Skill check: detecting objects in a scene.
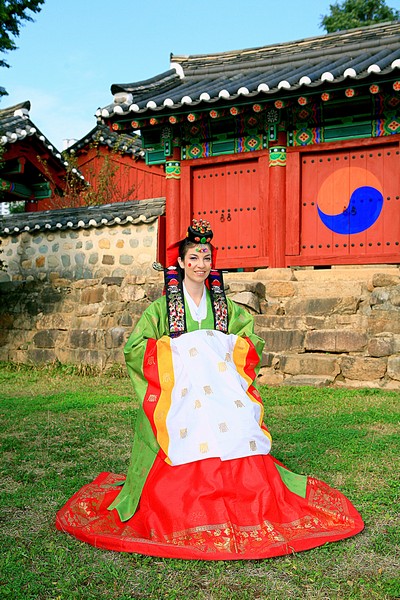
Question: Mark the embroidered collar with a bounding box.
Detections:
[164,267,228,337]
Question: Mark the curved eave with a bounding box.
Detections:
[104,65,400,121]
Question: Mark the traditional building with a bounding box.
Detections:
[0,101,77,212]
[98,22,400,269]
[66,123,166,208]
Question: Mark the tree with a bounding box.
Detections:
[0,0,44,72]
[321,0,400,32]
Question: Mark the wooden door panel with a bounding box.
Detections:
[191,159,262,268]
[299,143,400,264]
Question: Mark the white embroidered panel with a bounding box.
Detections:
[160,329,271,466]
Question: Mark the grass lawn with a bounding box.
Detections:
[0,362,399,600]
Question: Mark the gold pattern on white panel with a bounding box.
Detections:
[181,387,188,397]
[249,440,257,452]
[218,362,227,372]
[219,422,228,433]
[203,385,213,395]
[234,399,245,408]
[199,442,209,454]
[189,347,198,357]
[194,399,202,409]
[180,428,188,439]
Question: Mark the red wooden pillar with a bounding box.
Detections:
[268,133,287,267]
[165,146,181,250]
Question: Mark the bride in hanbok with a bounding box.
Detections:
[56,220,363,559]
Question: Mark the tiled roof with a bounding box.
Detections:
[0,101,75,172]
[0,197,165,236]
[98,22,400,119]
[67,123,145,157]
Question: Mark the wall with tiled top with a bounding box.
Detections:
[0,221,158,283]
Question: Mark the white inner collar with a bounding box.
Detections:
[183,282,207,324]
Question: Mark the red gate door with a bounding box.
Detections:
[299,142,400,265]
[191,158,265,269]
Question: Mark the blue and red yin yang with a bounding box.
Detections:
[316,167,384,235]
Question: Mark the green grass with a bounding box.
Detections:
[0,362,399,600]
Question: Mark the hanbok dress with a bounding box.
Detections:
[56,279,364,560]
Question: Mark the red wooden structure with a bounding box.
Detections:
[37,125,166,211]
[100,23,400,269]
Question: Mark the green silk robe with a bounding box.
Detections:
[108,292,264,521]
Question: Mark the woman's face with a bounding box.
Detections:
[178,244,212,284]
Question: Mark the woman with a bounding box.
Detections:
[56,220,364,560]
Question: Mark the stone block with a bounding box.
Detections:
[119,312,133,328]
[305,330,367,353]
[381,379,400,390]
[260,352,278,368]
[0,329,9,347]
[51,278,73,289]
[100,301,126,316]
[368,312,400,335]
[228,281,266,297]
[285,297,338,316]
[27,348,56,363]
[68,329,103,350]
[304,316,329,329]
[56,347,108,370]
[252,268,294,281]
[120,285,146,302]
[145,283,164,303]
[283,375,335,387]
[265,281,296,298]
[372,273,400,288]
[0,347,9,361]
[280,353,340,377]
[230,291,260,313]
[387,356,400,381]
[257,368,284,386]
[81,287,104,304]
[0,272,11,283]
[76,304,100,318]
[258,329,305,352]
[370,288,390,306]
[254,315,304,330]
[335,379,382,389]
[74,278,101,289]
[105,327,127,349]
[107,348,125,366]
[340,356,387,380]
[36,256,45,268]
[33,329,60,348]
[389,287,400,307]
[293,280,363,298]
[101,277,124,287]
[102,255,115,265]
[368,335,395,357]
[0,314,14,329]
[119,255,133,265]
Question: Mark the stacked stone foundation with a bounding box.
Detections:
[0,265,399,389]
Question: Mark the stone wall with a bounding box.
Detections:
[0,221,158,283]
[224,267,400,390]
[0,264,399,389]
[0,198,165,283]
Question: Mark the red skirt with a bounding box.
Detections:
[55,453,364,560]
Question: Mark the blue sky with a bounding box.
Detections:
[1,0,400,150]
